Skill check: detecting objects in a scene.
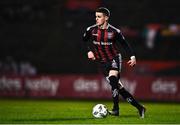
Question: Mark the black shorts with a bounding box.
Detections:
[100,54,122,77]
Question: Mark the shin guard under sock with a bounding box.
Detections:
[109,76,119,110]
[119,87,142,110]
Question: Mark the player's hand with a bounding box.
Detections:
[127,56,136,67]
[87,51,96,60]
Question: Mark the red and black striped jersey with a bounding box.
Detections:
[83,24,135,62]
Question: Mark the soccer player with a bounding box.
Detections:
[82,7,146,118]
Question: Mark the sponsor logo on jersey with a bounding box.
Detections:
[93,41,112,45]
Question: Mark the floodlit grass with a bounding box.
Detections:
[0,99,180,124]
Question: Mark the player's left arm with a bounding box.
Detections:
[116,31,136,67]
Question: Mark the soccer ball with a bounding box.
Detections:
[92,104,108,118]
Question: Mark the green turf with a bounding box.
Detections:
[0,99,180,124]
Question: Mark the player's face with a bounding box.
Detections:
[95,12,108,26]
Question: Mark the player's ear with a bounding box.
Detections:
[105,16,109,21]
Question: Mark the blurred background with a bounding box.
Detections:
[0,0,180,101]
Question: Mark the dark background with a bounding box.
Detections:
[0,0,180,74]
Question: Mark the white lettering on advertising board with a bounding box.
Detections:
[0,76,22,91]
[152,79,177,94]
[25,77,59,95]
[73,78,99,92]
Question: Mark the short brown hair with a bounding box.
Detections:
[96,7,110,17]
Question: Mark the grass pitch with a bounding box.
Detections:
[0,99,180,124]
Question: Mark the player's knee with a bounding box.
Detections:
[118,87,132,100]
[108,75,118,88]
[109,75,118,82]
[119,87,126,93]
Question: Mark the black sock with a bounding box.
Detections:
[109,76,119,110]
[119,87,142,110]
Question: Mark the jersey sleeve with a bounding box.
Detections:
[116,30,136,58]
[82,27,92,53]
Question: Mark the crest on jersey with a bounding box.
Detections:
[108,32,114,39]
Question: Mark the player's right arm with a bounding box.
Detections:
[82,27,96,60]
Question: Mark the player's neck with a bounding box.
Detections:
[99,22,108,29]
